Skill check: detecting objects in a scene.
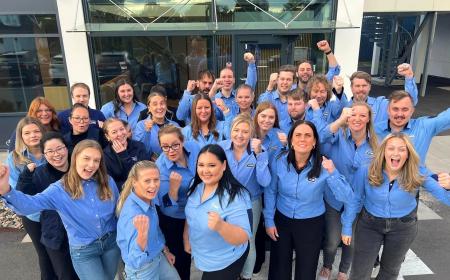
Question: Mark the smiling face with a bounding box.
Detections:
[231,122,251,149]
[43,138,68,170]
[388,97,414,131]
[148,95,167,121]
[117,83,134,105]
[291,123,316,156]
[384,137,408,174]
[197,151,226,187]
[133,168,160,203]
[348,105,370,134]
[309,82,328,106]
[195,99,212,123]
[69,107,90,135]
[287,97,306,120]
[75,147,101,180]
[22,124,42,148]
[72,87,90,107]
[35,104,53,126]
[219,68,235,91]
[351,78,371,102]
[297,62,313,83]
[159,133,184,162]
[277,71,295,94]
[105,120,128,146]
[236,88,253,111]
[257,108,276,132]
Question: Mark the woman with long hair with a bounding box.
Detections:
[264,120,352,280]
[116,161,180,280]
[317,102,378,280]
[101,79,146,133]
[155,125,200,280]
[16,132,78,280]
[1,140,121,280]
[182,94,226,147]
[218,113,270,280]
[133,87,179,161]
[342,133,450,280]
[184,144,252,279]
[103,118,149,191]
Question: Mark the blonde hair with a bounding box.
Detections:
[62,140,112,200]
[230,113,255,139]
[369,133,423,192]
[116,161,159,215]
[102,117,124,138]
[342,102,378,152]
[13,117,45,166]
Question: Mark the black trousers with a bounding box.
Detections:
[254,212,267,273]
[202,245,250,280]
[22,217,78,280]
[268,211,325,280]
[158,213,191,280]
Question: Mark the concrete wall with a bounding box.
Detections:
[364,0,450,12]
[428,13,450,79]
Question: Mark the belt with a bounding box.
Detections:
[361,208,417,223]
[98,231,115,242]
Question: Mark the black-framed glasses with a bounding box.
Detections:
[44,146,67,156]
[161,143,181,152]
[71,116,90,123]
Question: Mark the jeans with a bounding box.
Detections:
[124,252,180,280]
[322,203,354,273]
[69,231,121,280]
[241,197,262,278]
[350,209,418,280]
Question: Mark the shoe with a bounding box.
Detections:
[317,267,331,280]
[337,272,348,280]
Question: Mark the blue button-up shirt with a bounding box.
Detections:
[3,177,119,247]
[182,121,228,148]
[375,108,450,164]
[176,90,225,123]
[218,140,271,201]
[261,128,285,161]
[117,192,165,270]
[341,166,450,236]
[305,97,347,127]
[257,90,289,121]
[101,101,147,133]
[185,182,251,272]
[156,141,200,219]
[263,154,352,228]
[58,107,106,134]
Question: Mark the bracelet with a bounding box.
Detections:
[325,49,332,55]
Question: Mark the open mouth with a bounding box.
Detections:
[390,158,401,168]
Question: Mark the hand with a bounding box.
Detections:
[133,215,149,251]
[342,235,352,246]
[243,52,255,63]
[322,156,335,174]
[97,120,104,128]
[207,211,224,232]
[212,78,224,92]
[251,138,262,154]
[265,226,279,241]
[308,99,320,111]
[277,132,288,146]
[183,235,191,254]
[267,73,278,91]
[111,140,126,153]
[226,62,232,69]
[0,164,11,195]
[317,40,332,53]
[186,80,196,92]
[438,172,450,189]
[397,63,413,79]
[163,248,176,265]
[338,107,353,125]
[333,76,344,93]
[169,171,182,201]
[144,119,154,132]
[214,98,228,112]
[26,163,36,172]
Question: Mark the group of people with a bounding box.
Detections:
[1,39,450,280]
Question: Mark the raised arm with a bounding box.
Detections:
[244,52,257,90]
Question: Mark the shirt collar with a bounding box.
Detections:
[217,90,236,99]
[223,140,252,155]
[129,191,153,212]
[386,120,411,132]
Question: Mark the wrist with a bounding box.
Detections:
[325,49,332,55]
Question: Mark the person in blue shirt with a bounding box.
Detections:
[317,103,379,280]
[101,79,146,134]
[263,120,353,280]
[184,144,252,280]
[216,84,256,122]
[16,131,78,280]
[0,140,121,280]
[155,125,200,280]
[103,118,149,191]
[182,94,227,147]
[133,88,179,161]
[375,90,450,164]
[341,133,450,280]
[116,160,180,280]
[57,82,106,134]
[218,114,270,280]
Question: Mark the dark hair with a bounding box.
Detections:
[191,93,219,140]
[40,131,68,154]
[188,144,248,207]
[113,79,139,115]
[296,59,313,71]
[286,120,322,179]
[350,71,371,85]
[70,82,91,96]
[70,103,89,115]
[287,88,307,102]
[149,85,167,97]
[278,64,296,78]
[198,69,215,81]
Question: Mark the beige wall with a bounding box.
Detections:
[364,0,450,12]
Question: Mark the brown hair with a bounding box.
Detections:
[62,140,112,200]
[158,125,184,143]
[287,88,307,102]
[102,117,124,138]
[388,90,414,104]
[13,117,45,166]
[305,75,332,102]
[350,71,371,85]
[296,59,313,71]
[342,102,378,152]
[253,102,280,139]
[278,65,296,78]
[190,93,219,140]
[70,82,91,96]
[27,97,60,131]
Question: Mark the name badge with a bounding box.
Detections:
[246,163,255,168]
[308,177,316,182]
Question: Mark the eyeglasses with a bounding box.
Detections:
[71,116,90,123]
[37,109,52,114]
[44,146,67,156]
[161,143,181,152]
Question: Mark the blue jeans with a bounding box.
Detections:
[241,197,262,278]
[124,252,180,280]
[69,231,121,280]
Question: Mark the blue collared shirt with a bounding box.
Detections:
[320,126,375,211]
[176,90,224,123]
[57,107,106,134]
[156,141,200,219]
[101,101,147,133]
[257,90,289,121]
[375,108,450,164]
[261,128,285,161]
[218,140,271,201]
[133,118,179,160]
[341,166,450,236]
[182,121,227,148]
[305,97,347,127]
[185,182,251,272]
[7,150,46,222]
[117,192,165,270]
[3,176,119,247]
[263,154,352,228]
